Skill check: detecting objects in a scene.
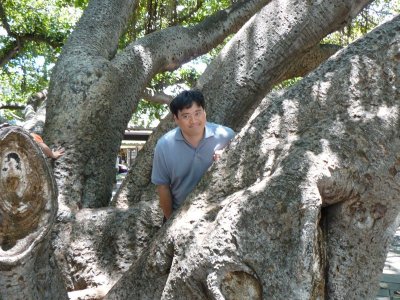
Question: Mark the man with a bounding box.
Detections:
[30,132,65,160]
[151,90,235,221]
[0,122,64,159]
[22,102,64,160]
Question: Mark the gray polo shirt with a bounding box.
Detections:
[151,122,234,210]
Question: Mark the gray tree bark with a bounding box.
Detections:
[7,0,393,297]
[0,126,67,299]
[105,15,400,299]
[115,0,371,208]
[44,0,271,211]
[49,0,375,294]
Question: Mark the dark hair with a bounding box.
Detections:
[169,90,205,118]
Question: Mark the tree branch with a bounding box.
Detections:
[281,43,342,81]
[113,0,272,74]
[62,0,139,59]
[116,0,374,208]
[0,2,64,67]
[0,41,20,68]
[19,32,64,48]
[108,14,400,299]
[174,0,204,26]
[0,103,25,110]
[0,1,12,35]
[141,88,173,104]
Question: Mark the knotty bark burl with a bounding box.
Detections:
[0,126,67,300]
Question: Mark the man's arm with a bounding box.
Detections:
[157,184,173,220]
[30,132,64,159]
[37,142,65,159]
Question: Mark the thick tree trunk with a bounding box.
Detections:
[115,0,371,208]
[44,0,271,211]
[104,0,371,289]
[105,15,399,299]
[51,0,373,292]
[0,126,67,299]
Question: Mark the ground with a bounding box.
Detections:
[377,228,400,299]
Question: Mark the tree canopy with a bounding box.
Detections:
[0,0,398,125]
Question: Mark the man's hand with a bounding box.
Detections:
[38,142,65,160]
[213,149,223,161]
[52,147,65,160]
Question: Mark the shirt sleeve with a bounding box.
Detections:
[30,133,44,143]
[213,125,235,150]
[151,141,171,186]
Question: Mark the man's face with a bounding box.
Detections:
[174,103,206,137]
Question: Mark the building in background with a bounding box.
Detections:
[118,127,153,167]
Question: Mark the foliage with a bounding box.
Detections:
[0,0,82,117]
[273,77,302,91]
[0,0,231,127]
[323,0,399,46]
[123,0,232,43]
[274,0,400,91]
[129,100,167,128]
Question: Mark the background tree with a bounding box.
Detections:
[0,0,79,113]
